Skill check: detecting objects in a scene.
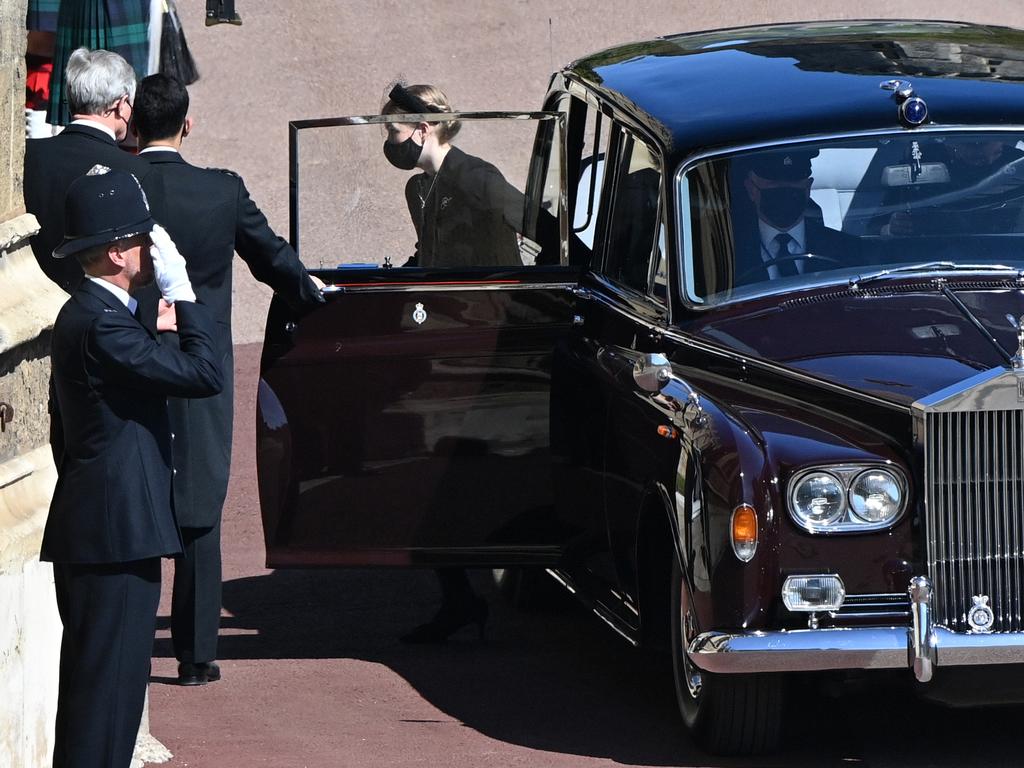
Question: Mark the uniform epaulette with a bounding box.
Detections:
[206,167,240,178]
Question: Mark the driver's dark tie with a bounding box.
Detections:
[773,233,798,277]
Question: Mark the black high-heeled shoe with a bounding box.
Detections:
[399,597,489,644]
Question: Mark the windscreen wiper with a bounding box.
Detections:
[849,262,1021,290]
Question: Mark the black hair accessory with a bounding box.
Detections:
[388,84,442,114]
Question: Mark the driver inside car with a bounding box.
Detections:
[733,149,863,285]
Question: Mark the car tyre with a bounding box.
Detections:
[670,556,784,755]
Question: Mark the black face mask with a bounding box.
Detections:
[383,134,423,170]
[758,186,808,229]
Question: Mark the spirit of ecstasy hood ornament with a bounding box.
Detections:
[1007,314,1024,371]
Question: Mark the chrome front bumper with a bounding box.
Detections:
[688,577,1024,682]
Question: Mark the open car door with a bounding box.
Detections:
[257,109,580,567]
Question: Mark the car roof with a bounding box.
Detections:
[565,20,1024,162]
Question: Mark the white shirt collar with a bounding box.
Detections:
[139,146,179,155]
[86,276,138,316]
[758,218,806,256]
[70,118,117,141]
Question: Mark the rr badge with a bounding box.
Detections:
[412,303,427,325]
[967,594,995,633]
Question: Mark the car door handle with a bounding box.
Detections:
[572,286,593,300]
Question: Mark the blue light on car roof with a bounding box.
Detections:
[901,97,929,127]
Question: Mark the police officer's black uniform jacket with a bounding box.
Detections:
[42,280,223,563]
[23,122,152,293]
[44,277,221,767]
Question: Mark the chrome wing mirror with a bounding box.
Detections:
[633,353,672,393]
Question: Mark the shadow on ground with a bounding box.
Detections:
[153,566,1024,768]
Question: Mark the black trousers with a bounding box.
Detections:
[52,558,161,768]
[171,522,222,664]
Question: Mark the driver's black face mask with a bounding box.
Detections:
[758,186,808,229]
[383,133,423,170]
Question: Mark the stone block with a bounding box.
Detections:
[0,0,27,218]
[0,556,60,768]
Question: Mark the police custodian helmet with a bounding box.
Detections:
[53,165,156,258]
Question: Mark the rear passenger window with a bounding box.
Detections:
[571,99,611,254]
[602,128,662,292]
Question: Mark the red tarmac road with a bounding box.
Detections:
[147,345,1024,768]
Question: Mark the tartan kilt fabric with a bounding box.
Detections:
[48,0,151,126]
[27,0,61,33]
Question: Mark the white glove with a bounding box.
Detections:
[25,108,50,139]
[149,224,196,303]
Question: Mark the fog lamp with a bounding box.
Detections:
[782,574,845,612]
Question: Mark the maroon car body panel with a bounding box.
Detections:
[258,268,578,567]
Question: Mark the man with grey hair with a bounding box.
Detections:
[24,47,152,294]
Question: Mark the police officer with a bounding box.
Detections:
[44,167,223,768]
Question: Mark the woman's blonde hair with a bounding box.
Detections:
[383,83,461,143]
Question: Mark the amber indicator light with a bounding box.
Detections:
[732,504,758,545]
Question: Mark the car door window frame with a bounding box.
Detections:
[592,121,667,307]
[288,110,564,268]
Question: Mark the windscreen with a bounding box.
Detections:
[680,132,1024,305]
[291,112,561,270]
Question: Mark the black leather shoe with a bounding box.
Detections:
[177,661,221,686]
[399,598,489,645]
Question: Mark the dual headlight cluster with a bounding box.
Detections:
[788,464,907,533]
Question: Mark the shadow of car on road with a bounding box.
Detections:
[153,566,1024,768]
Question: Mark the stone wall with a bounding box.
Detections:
[0,1,70,766]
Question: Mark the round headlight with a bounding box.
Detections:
[849,469,902,523]
[792,472,845,527]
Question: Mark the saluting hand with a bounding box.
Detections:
[156,299,178,332]
[150,224,197,304]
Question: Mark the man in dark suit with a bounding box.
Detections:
[732,149,862,286]
[23,47,152,294]
[132,73,325,685]
[43,168,223,768]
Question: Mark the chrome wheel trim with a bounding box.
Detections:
[679,594,703,700]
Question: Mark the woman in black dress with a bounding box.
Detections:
[382,82,524,643]
[382,82,524,269]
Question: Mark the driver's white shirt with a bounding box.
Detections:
[758,218,807,278]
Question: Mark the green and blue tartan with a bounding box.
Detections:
[26,0,61,33]
[48,0,151,126]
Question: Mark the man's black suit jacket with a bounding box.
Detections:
[138,150,323,527]
[42,280,223,564]
[23,124,152,293]
[732,210,869,287]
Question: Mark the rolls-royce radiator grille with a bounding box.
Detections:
[925,410,1024,632]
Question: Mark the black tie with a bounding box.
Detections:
[772,233,798,277]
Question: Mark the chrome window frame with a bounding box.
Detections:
[599,123,668,300]
[288,110,565,259]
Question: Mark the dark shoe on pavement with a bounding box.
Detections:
[177,661,221,686]
[399,598,489,645]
